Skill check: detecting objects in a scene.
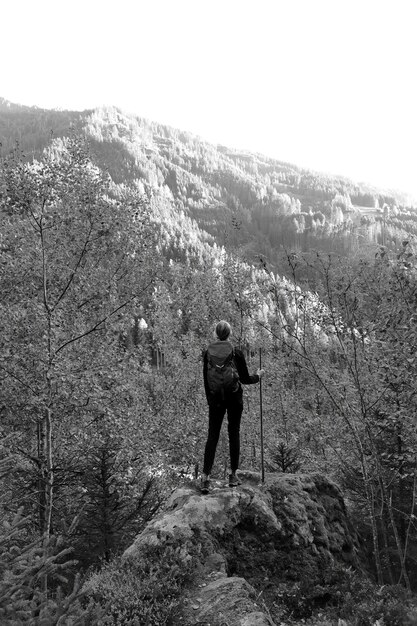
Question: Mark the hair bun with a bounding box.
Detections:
[216,320,231,340]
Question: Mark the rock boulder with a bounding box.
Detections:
[121,471,358,625]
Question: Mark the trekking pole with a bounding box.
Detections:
[259,347,265,483]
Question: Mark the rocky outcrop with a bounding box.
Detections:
[121,471,358,625]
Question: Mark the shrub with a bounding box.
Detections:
[268,564,417,625]
[0,508,101,624]
[85,543,198,625]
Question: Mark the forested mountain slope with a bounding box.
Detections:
[1,97,416,271]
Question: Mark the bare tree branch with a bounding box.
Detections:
[53,280,154,358]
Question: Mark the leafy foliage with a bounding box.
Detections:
[270,565,417,625]
[85,544,197,625]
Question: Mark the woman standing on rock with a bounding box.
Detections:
[200,320,264,494]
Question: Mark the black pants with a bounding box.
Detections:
[203,389,243,475]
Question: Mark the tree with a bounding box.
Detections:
[0,138,157,555]
[264,248,417,587]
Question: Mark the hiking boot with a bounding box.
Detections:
[229,472,241,487]
[200,474,211,494]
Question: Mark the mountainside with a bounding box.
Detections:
[1,98,416,272]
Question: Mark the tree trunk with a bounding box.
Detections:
[378,474,410,589]
[37,416,46,534]
[100,449,114,562]
[362,469,384,585]
[44,406,53,541]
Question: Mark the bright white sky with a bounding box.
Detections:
[2,0,416,199]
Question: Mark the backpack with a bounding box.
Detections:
[206,341,240,398]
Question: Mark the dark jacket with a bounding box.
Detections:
[203,340,259,404]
